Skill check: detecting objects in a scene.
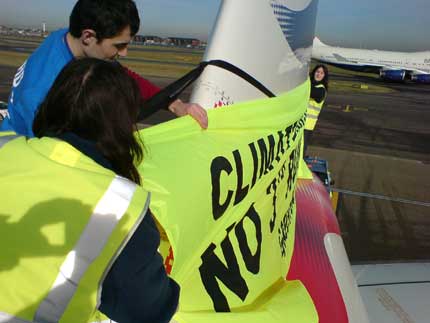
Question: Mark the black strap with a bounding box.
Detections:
[206,60,275,98]
[138,63,206,120]
[138,60,275,121]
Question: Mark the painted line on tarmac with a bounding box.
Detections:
[332,188,430,207]
[353,106,369,112]
[327,104,369,112]
[343,105,352,112]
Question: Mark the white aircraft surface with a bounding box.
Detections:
[352,263,430,323]
[312,37,430,83]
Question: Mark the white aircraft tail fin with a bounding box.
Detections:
[190,0,317,109]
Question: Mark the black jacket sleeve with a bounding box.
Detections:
[310,84,326,104]
[100,211,180,323]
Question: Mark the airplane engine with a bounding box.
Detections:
[379,69,406,81]
[411,73,430,83]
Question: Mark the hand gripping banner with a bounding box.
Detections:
[137,80,317,323]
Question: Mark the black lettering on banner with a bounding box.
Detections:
[284,125,293,150]
[278,197,295,257]
[249,142,259,189]
[277,161,286,186]
[211,156,234,220]
[267,177,278,233]
[199,206,264,311]
[234,204,262,274]
[285,116,305,153]
[289,124,299,148]
[286,156,293,196]
[266,161,287,233]
[233,149,249,205]
[199,223,249,312]
[292,126,299,143]
[286,144,300,197]
[289,116,306,150]
[204,115,306,307]
[275,130,285,162]
[257,135,275,178]
[293,143,300,179]
[298,114,306,129]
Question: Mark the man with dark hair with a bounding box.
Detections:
[69,0,141,40]
[1,0,208,136]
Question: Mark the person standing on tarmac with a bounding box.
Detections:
[304,64,329,154]
[0,58,179,323]
[0,0,208,136]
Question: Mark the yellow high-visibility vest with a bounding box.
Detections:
[305,84,326,131]
[0,135,150,323]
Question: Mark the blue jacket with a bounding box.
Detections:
[0,29,73,136]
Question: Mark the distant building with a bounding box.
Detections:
[0,25,13,35]
[134,35,163,45]
[132,35,204,49]
[166,37,201,47]
[0,25,45,38]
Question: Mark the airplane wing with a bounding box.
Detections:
[329,58,428,75]
[352,262,430,323]
[333,53,357,63]
[331,53,384,71]
[329,55,410,74]
[407,68,430,74]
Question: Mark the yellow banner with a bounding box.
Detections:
[137,80,317,323]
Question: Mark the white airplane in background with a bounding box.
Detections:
[312,37,430,83]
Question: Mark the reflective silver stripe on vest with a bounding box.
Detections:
[306,114,318,120]
[34,176,138,323]
[0,135,19,148]
[95,192,150,309]
[0,312,32,323]
[307,105,321,112]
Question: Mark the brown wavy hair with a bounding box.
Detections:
[33,58,143,184]
[310,64,329,90]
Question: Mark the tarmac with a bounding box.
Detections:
[312,75,430,263]
[1,65,429,263]
[0,65,15,103]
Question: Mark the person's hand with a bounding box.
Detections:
[168,99,208,129]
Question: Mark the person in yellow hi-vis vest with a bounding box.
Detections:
[0,58,179,323]
[304,64,329,155]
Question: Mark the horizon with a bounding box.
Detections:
[0,24,209,42]
[0,0,428,51]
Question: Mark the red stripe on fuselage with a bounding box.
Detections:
[287,176,348,323]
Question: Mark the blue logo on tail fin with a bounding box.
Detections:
[270,0,318,52]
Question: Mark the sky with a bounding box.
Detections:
[315,0,430,51]
[0,0,429,51]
